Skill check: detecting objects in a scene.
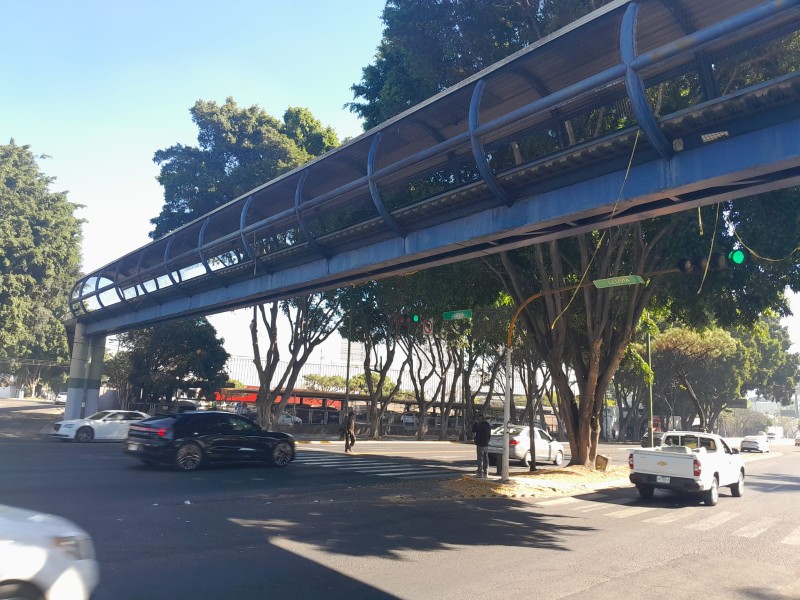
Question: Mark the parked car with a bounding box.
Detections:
[487,425,564,467]
[50,410,150,442]
[0,504,99,600]
[124,411,295,471]
[740,434,770,453]
[277,412,302,425]
[54,392,67,405]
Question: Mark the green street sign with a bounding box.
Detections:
[443,309,473,321]
[593,275,645,289]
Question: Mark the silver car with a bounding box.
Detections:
[487,425,564,467]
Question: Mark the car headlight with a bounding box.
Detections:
[53,535,95,560]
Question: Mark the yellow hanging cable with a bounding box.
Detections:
[696,204,721,295]
[732,226,800,263]
[551,130,641,330]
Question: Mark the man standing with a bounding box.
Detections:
[344,409,356,453]
[471,413,492,478]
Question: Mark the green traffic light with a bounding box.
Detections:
[412,314,420,323]
[728,249,746,265]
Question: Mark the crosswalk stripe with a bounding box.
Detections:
[643,508,694,524]
[733,517,778,538]
[397,472,460,480]
[684,511,738,531]
[780,526,800,546]
[535,497,583,507]
[604,506,659,519]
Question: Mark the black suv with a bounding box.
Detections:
[124,411,295,471]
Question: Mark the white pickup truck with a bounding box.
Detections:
[628,431,744,506]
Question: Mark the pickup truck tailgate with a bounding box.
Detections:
[631,447,697,479]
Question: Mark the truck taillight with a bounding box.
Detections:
[693,457,702,477]
[628,453,633,469]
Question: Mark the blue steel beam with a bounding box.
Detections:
[82,116,800,335]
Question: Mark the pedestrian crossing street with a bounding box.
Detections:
[294,450,473,480]
[533,494,800,545]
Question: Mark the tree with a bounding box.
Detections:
[117,318,229,403]
[0,141,82,392]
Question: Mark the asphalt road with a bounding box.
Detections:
[2,399,798,599]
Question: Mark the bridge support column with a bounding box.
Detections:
[65,323,106,420]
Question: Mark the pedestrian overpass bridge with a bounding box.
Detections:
[62,0,800,417]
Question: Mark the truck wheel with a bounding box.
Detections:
[637,484,654,500]
[730,470,744,497]
[703,476,719,506]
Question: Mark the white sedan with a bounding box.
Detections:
[277,412,302,425]
[487,425,565,467]
[51,410,149,442]
[740,434,770,453]
[0,504,99,600]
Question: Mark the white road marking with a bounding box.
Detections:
[604,506,659,519]
[684,511,738,531]
[643,507,694,524]
[780,526,800,546]
[733,517,778,538]
[534,497,583,507]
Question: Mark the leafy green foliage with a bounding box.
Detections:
[116,318,229,401]
[150,99,338,238]
[0,142,82,365]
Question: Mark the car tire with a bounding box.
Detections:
[174,442,203,471]
[703,476,719,506]
[0,581,45,600]
[268,441,293,467]
[553,450,564,466]
[637,484,655,500]
[730,470,744,497]
[521,451,531,468]
[75,426,94,442]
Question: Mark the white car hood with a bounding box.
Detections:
[0,505,87,541]
[54,419,89,427]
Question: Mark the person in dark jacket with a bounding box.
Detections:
[344,410,356,453]
[471,413,492,478]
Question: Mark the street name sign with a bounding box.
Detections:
[442,309,473,321]
[593,275,645,289]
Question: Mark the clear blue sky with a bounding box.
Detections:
[2,0,798,358]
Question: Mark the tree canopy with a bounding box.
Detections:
[0,141,82,384]
[115,318,229,402]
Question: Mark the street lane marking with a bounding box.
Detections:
[733,517,778,538]
[643,508,694,524]
[604,506,658,519]
[534,497,582,507]
[780,526,800,546]
[575,498,636,512]
[684,511,738,531]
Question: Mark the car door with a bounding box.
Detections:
[228,415,272,461]
[717,439,740,485]
[115,412,146,440]
[536,428,555,462]
[91,412,123,439]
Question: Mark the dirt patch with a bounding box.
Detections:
[442,464,632,499]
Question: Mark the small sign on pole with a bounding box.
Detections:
[422,319,434,335]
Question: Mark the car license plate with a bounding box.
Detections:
[656,475,670,484]
[127,442,141,451]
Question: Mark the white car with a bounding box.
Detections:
[0,504,99,600]
[487,425,565,467]
[51,410,150,442]
[54,393,67,405]
[277,412,302,426]
[740,435,770,453]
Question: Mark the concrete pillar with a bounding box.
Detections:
[65,323,106,420]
